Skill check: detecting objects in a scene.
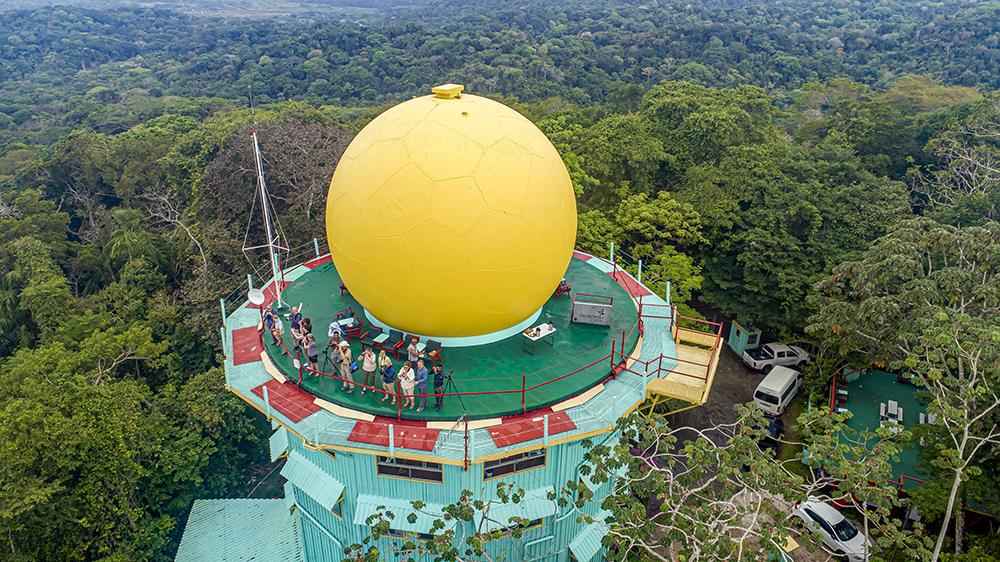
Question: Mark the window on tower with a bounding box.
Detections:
[376,456,444,483]
[332,491,344,519]
[483,449,546,480]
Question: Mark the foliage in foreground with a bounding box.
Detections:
[347,406,932,562]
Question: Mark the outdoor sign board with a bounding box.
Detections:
[572,302,612,326]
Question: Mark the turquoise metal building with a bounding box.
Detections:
[173,248,722,562]
[726,320,761,356]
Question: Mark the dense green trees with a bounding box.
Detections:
[808,218,1000,557]
[0,100,365,560]
[5,0,1000,143]
[4,1,1000,558]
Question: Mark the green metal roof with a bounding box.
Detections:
[174,499,303,562]
[280,451,345,513]
[478,486,557,528]
[271,427,290,462]
[353,494,459,534]
[568,509,613,562]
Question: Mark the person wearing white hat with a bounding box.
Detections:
[338,341,355,393]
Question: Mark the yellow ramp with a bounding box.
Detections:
[641,333,721,416]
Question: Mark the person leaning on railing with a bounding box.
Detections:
[338,341,355,393]
[360,346,377,395]
[305,334,319,374]
[379,351,396,405]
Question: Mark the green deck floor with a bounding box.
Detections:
[266,257,640,421]
[842,370,925,489]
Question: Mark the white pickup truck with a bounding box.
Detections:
[742,343,809,373]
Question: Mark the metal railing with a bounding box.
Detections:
[610,309,723,384]
[264,324,627,420]
[238,245,725,422]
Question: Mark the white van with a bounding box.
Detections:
[753,366,803,416]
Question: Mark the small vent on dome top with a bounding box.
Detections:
[432,84,464,99]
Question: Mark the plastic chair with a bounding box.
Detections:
[424,340,442,365]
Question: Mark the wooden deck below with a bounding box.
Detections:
[642,331,722,415]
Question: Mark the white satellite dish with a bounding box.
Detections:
[248,288,266,306]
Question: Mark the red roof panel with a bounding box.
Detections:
[348,421,440,452]
[488,410,577,448]
[250,379,321,423]
[232,326,264,366]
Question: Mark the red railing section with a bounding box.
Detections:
[250,248,726,420]
[261,308,724,420]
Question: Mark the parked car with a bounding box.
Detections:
[753,366,803,416]
[742,343,809,373]
[754,414,785,457]
[791,498,872,562]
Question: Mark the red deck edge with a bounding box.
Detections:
[348,421,440,452]
[303,255,332,269]
[232,326,264,365]
[607,271,653,297]
[250,379,322,423]
[488,409,577,448]
[572,251,592,262]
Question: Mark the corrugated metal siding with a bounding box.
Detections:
[174,499,303,562]
[299,508,345,562]
[282,451,345,512]
[294,484,353,543]
[272,427,291,461]
[479,486,557,527]
[283,410,621,562]
[567,509,613,562]
[353,494,459,533]
[285,481,298,512]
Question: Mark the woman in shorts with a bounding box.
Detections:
[305,334,319,373]
[379,352,396,405]
[360,346,377,395]
[398,361,415,409]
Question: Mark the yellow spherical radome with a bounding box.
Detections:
[325,85,577,338]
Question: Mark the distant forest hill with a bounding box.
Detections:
[3,0,1000,143]
[3,0,431,17]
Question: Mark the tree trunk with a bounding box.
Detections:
[955,494,965,555]
[932,466,964,561]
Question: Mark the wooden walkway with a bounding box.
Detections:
[641,327,722,415]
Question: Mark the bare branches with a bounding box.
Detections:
[91,346,147,386]
[910,102,1000,219]
[140,182,208,280]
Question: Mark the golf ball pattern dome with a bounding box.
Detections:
[325,86,577,338]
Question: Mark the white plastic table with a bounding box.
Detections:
[523,324,557,355]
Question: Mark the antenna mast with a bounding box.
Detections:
[247,88,285,308]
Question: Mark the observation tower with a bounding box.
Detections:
[174,85,723,562]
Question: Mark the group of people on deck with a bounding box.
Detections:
[264,306,445,412]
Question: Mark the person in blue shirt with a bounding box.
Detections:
[264,308,277,345]
[432,364,446,411]
[380,356,396,405]
[288,306,303,350]
[415,360,429,412]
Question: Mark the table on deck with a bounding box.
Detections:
[523,324,556,355]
